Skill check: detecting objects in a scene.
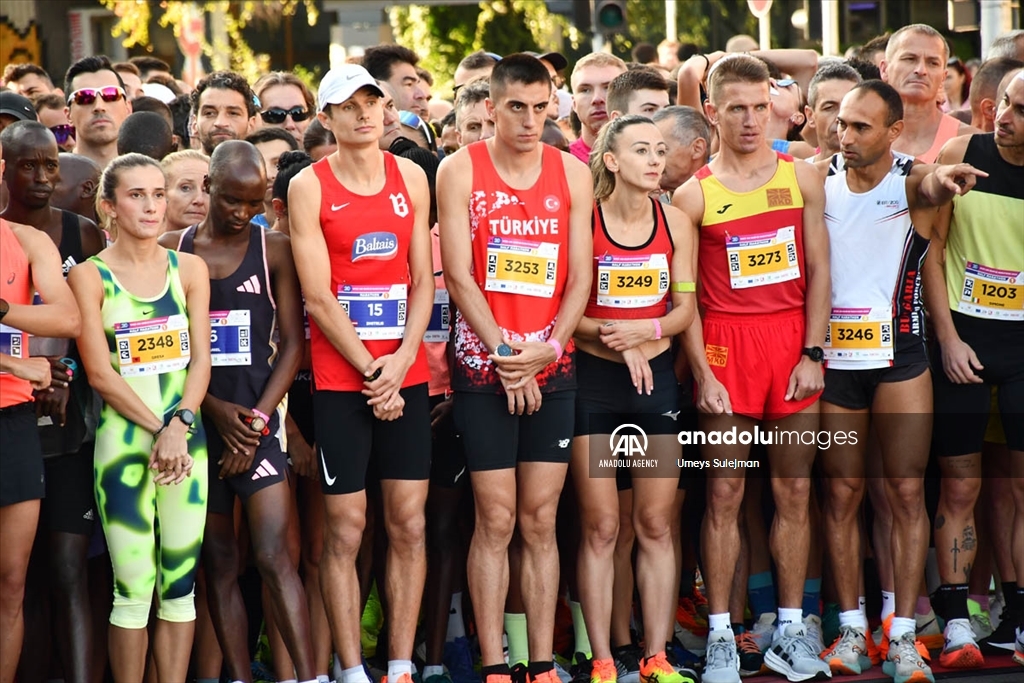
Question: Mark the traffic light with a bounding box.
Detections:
[595,0,626,35]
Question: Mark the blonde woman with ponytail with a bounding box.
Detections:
[570,115,698,683]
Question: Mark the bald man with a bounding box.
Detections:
[50,153,101,224]
[160,140,317,683]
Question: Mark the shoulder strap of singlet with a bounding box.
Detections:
[178,225,196,252]
[827,153,842,177]
[920,115,961,163]
[256,224,276,311]
[59,210,83,262]
[652,197,674,251]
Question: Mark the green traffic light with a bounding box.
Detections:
[597,3,625,30]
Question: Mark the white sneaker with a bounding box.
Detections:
[1013,627,1023,667]
[702,630,741,683]
[939,618,984,669]
[749,612,776,653]
[764,623,832,682]
[821,625,870,676]
[803,615,825,656]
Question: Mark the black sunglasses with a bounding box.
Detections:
[67,86,125,106]
[49,124,75,145]
[261,106,311,124]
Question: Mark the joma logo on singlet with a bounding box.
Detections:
[352,232,398,262]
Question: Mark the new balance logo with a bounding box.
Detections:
[558,439,571,448]
[251,458,280,481]
[82,509,96,521]
[236,275,261,294]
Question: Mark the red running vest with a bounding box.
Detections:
[0,219,34,407]
[453,141,575,393]
[586,198,674,320]
[309,153,429,392]
[694,153,807,315]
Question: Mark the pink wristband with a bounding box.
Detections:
[252,408,270,423]
[548,338,562,360]
[652,319,662,340]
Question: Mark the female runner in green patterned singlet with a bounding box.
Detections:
[68,153,211,682]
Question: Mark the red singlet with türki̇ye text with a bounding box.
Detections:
[695,152,807,315]
[0,219,34,407]
[309,152,429,392]
[453,140,575,394]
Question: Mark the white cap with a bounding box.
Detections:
[556,89,573,120]
[141,82,176,104]
[317,64,385,111]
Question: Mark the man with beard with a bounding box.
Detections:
[190,70,257,156]
[63,55,132,169]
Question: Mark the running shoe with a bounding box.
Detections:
[666,637,701,671]
[590,657,618,683]
[612,644,642,683]
[980,604,1020,652]
[570,653,593,683]
[703,630,741,683]
[877,614,930,661]
[638,651,695,683]
[914,612,944,652]
[968,610,993,641]
[384,674,418,683]
[821,625,870,676]
[735,630,765,677]
[763,623,832,682]
[511,663,528,683]
[531,668,565,683]
[803,615,825,656]
[426,673,455,683]
[938,618,984,669]
[865,628,881,666]
[444,636,481,683]
[1013,627,1023,666]
[882,632,933,683]
[749,612,777,654]
[484,673,513,683]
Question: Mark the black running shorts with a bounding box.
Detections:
[314,383,432,494]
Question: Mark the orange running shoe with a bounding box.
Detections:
[866,627,882,666]
[528,669,561,683]
[639,651,696,683]
[590,658,618,683]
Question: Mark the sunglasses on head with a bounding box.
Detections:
[774,78,797,88]
[67,86,125,106]
[49,124,75,145]
[261,106,311,124]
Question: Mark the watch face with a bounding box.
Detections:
[250,416,267,433]
[496,343,513,357]
[809,347,824,362]
[176,408,195,426]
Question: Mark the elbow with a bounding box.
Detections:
[60,304,83,338]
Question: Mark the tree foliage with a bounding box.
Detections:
[390,0,573,99]
[101,0,319,83]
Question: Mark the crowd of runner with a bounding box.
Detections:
[0,22,1022,683]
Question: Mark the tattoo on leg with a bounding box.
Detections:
[936,514,946,530]
[962,562,972,582]
[951,537,959,573]
[962,525,976,551]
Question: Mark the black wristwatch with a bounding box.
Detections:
[802,346,825,363]
[172,408,196,428]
